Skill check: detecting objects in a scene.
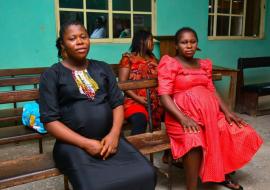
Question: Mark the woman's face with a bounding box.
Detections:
[145,36,154,52]
[62,24,90,61]
[176,31,198,59]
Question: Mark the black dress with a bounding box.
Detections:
[39,60,156,190]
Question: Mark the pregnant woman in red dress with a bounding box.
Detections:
[158,27,263,190]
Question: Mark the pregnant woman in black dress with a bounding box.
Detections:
[39,20,156,190]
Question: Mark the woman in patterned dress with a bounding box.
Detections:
[118,30,163,135]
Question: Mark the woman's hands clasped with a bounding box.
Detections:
[82,132,119,160]
[83,139,103,158]
[100,132,120,160]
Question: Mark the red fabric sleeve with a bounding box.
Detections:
[119,53,131,68]
[158,55,180,95]
[201,59,216,92]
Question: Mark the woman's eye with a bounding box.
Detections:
[81,33,89,38]
[69,37,76,41]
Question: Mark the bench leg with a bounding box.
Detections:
[242,92,258,116]
[167,153,173,190]
[38,139,43,154]
[64,175,69,190]
[152,152,173,190]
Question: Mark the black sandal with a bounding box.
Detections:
[219,179,243,190]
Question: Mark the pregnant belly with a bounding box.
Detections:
[173,86,219,117]
[62,101,113,139]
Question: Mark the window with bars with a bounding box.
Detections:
[56,0,155,42]
[208,0,265,39]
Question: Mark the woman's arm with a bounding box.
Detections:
[215,91,231,114]
[160,95,199,133]
[100,105,124,160]
[215,91,245,127]
[118,67,147,105]
[45,121,103,157]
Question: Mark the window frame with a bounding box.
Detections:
[208,0,266,40]
[55,0,156,43]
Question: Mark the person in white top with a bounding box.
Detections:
[90,16,106,39]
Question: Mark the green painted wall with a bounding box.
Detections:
[0,0,160,68]
[157,0,270,84]
[156,0,270,96]
[0,0,57,68]
[0,0,269,89]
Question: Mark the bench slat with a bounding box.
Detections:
[0,108,22,123]
[0,126,44,145]
[0,76,40,87]
[0,67,47,77]
[0,153,60,189]
[126,130,170,155]
[118,79,157,91]
[0,89,39,104]
[212,73,222,81]
[244,82,270,94]
[238,57,270,69]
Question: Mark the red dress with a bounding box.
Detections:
[119,52,163,128]
[158,55,263,182]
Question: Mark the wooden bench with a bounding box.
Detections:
[0,67,47,153]
[0,79,172,190]
[0,64,221,150]
[0,65,222,190]
[0,130,170,190]
[0,65,138,153]
[235,57,270,116]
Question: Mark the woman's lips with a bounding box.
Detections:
[76,48,88,53]
[185,51,194,54]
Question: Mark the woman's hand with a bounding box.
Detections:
[136,95,147,105]
[224,111,246,128]
[100,132,120,160]
[180,115,200,133]
[82,139,103,157]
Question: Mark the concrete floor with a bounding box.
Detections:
[1,98,270,190]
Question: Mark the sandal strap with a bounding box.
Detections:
[219,180,243,190]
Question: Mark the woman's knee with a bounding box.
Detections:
[128,113,148,135]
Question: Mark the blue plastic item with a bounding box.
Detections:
[22,102,47,134]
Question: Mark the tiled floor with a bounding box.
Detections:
[1,111,269,190]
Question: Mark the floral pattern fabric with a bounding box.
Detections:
[119,52,163,129]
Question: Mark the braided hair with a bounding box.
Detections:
[174,27,201,54]
[129,30,154,56]
[56,20,86,59]
[174,27,199,45]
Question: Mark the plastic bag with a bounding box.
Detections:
[22,102,47,134]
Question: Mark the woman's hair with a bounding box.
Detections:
[56,20,87,58]
[129,30,153,56]
[174,27,199,45]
